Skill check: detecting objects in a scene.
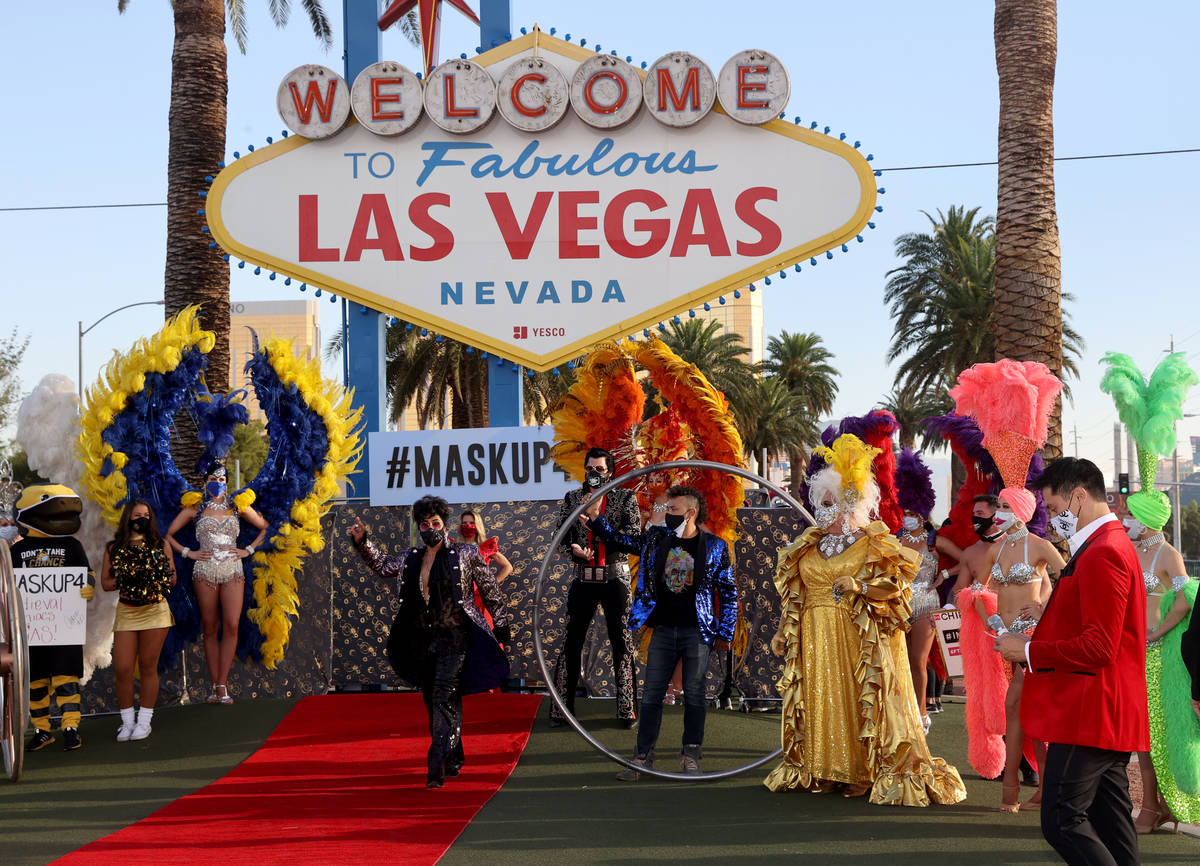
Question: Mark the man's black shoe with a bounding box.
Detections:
[62,728,82,751]
[426,776,445,789]
[26,730,54,752]
[1022,769,1040,787]
[620,718,638,730]
[548,716,565,728]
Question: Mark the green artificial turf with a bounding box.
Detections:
[444,698,1200,865]
[0,699,296,866]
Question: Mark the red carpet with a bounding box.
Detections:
[55,693,542,865]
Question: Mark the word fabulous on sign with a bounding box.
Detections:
[207,30,876,371]
[277,46,789,140]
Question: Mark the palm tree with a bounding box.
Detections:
[994,0,1064,455]
[878,388,953,452]
[740,378,818,478]
[763,331,839,493]
[657,319,759,432]
[884,206,1083,408]
[119,0,333,396]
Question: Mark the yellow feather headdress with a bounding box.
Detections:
[811,434,880,502]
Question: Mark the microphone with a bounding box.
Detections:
[987,614,1009,636]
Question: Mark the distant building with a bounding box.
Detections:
[691,288,765,364]
[229,300,320,421]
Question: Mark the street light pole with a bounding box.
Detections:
[77,301,165,404]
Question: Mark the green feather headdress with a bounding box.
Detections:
[1099,352,1198,530]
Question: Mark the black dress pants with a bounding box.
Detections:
[1040,742,1139,866]
[421,650,468,783]
[551,578,636,721]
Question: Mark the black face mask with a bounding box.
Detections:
[971,515,995,538]
[585,469,608,489]
[663,513,686,532]
[130,516,150,534]
[420,527,445,547]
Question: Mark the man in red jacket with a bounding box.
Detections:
[996,458,1148,866]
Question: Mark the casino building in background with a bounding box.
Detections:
[230,300,321,422]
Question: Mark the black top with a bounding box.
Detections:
[109,543,173,606]
[647,533,702,628]
[417,548,469,653]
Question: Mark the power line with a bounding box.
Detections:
[877,146,1200,173]
[2,148,1198,212]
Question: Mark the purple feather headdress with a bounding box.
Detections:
[895,448,936,519]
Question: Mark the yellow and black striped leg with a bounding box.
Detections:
[26,678,55,751]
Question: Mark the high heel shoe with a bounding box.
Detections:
[1134,807,1161,835]
[998,781,1021,813]
[1019,789,1042,811]
[1156,795,1181,833]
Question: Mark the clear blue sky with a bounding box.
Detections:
[4,1,1199,494]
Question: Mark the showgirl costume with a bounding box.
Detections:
[895,448,941,625]
[1101,351,1200,817]
[192,507,244,587]
[949,359,1062,783]
[110,542,175,631]
[765,434,965,807]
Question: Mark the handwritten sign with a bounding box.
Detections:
[932,608,963,679]
[14,567,88,646]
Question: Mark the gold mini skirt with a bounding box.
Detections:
[114,599,174,632]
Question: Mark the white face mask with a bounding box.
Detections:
[1050,493,1082,541]
[992,510,1017,532]
[902,516,921,532]
[1123,517,1146,541]
[813,503,840,529]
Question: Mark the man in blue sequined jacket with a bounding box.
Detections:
[583,484,737,779]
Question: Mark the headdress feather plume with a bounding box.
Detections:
[895,448,936,519]
[812,434,880,500]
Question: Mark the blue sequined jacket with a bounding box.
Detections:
[586,516,737,645]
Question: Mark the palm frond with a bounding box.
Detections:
[226,0,249,54]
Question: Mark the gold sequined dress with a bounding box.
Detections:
[764,522,966,806]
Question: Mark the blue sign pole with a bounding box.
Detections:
[342,1,385,498]
[479,0,523,428]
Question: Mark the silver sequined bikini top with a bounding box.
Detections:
[1143,545,1164,594]
[990,534,1041,586]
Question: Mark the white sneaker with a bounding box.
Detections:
[921,715,932,735]
[130,721,152,741]
[116,724,134,742]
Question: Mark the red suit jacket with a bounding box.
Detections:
[1021,518,1150,752]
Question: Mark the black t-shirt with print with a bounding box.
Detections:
[647,532,701,628]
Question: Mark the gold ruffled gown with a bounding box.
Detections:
[764,522,966,806]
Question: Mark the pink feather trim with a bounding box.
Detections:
[949,359,1063,446]
[956,584,1007,779]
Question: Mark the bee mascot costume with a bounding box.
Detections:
[11,484,94,751]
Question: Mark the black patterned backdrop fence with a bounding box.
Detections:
[81,502,802,713]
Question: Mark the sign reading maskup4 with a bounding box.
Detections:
[207,30,876,371]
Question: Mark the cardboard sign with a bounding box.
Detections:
[368,425,574,506]
[14,567,88,646]
[932,607,963,679]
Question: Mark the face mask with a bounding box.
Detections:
[1122,517,1146,541]
[1050,497,1081,541]
[130,516,151,534]
[420,527,445,547]
[992,510,1017,532]
[813,503,839,529]
[585,468,608,489]
[460,525,477,538]
[663,512,686,533]
[902,516,921,532]
[207,480,227,499]
[0,525,18,543]
[972,515,995,538]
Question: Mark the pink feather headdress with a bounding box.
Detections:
[948,359,1062,523]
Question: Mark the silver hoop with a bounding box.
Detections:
[533,457,814,780]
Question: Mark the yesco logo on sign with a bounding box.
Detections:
[367,426,573,506]
[206,31,876,371]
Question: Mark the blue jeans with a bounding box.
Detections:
[636,625,711,756]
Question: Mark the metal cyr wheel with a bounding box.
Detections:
[533,458,813,781]
[1,542,29,782]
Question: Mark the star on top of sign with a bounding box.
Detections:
[379,0,480,76]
